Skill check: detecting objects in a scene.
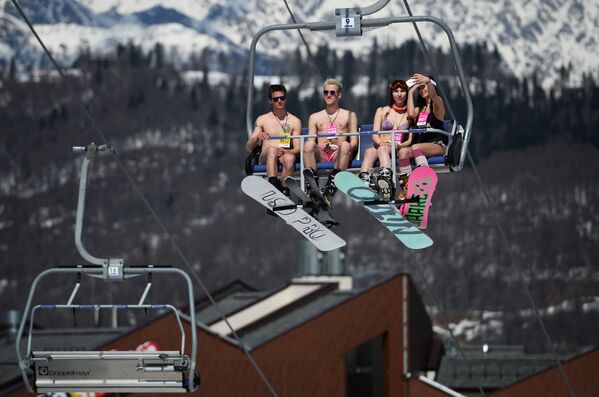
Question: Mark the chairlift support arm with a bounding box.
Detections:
[73,143,124,267]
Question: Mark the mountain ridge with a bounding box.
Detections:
[2,0,597,86]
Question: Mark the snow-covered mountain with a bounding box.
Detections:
[1,0,598,86]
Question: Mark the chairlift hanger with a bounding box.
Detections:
[15,143,200,393]
[244,0,473,173]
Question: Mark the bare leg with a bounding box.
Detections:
[279,153,296,185]
[396,147,414,200]
[303,140,319,171]
[397,147,413,175]
[411,143,444,157]
[335,141,352,170]
[411,143,444,167]
[263,146,279,178]
[360,147,378,173]
[377,145,392,168]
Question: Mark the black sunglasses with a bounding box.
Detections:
[323,90,337,96]
[272,95,286,102]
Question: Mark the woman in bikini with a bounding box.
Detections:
[358,79,413,200]
[395,73,446,200]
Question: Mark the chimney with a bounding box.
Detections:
[298,240,321,275]
[298,241,346,275]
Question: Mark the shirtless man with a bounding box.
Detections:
[246,84,301,194]
[304,78,358,201]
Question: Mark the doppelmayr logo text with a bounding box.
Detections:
[38,366,90,377]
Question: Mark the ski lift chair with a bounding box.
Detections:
[244,2,473,187]
[16,144,200,393]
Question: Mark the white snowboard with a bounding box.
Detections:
[241,176,346,252]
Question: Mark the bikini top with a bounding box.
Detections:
[381,117,394,131]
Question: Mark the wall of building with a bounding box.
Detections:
[489,347,599,397]
[3,275,419,397]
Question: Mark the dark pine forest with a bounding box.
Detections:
[1,41,598,354]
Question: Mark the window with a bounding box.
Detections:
[345,333,385,397]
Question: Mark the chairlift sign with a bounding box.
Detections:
[335,8,361,37]
[341,17,355,29]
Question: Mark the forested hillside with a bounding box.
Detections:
[1,41,598,353]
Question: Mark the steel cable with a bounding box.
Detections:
[9,1,279,395]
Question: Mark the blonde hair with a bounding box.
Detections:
[323,78,343,93]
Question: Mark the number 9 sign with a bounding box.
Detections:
[342,17,355,28]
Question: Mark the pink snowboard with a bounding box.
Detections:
[400,167,438,229]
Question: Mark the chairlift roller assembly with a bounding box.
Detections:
[15,144,200,393]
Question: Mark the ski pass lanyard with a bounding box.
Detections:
[395,111,407,143]
[416,102,430,128]
[273,112,291,148]
[326,109,340,139]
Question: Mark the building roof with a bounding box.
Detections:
[435,345,571,390]
[194,275,360,349]
[237,288,359,349]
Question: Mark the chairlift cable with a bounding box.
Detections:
[282,0,325,81]
[466,151,578,397]
[405,256,488,397]
[402,0,457,122]
[280,1,484,394]
[9,1,279,395]
[400,0,577,391]
[400,3,576,393]
[397,8,488,394]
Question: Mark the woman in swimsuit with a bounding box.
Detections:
[358,79,413,200]
[395,73,446,200]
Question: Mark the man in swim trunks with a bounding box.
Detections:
[303,78,358,201]
[246,84,302,194]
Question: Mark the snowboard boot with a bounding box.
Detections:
[358,171,377,191]
[321,181,336,208]
[376,167,395,201]
[395,174,409,201]
[268,176,289,196]
[304,169,319,193]
[321,170,340,207]
[266,176,285,216]
[268,176,282,190]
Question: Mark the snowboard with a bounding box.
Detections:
[400,167,438,229]
[334,171,433,249]
[285,177,338,228]
[241,176,345,251]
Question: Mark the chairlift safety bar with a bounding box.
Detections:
[266,127,452,141]
[27,303,186,355]
[263,125,454,185]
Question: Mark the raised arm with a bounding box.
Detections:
[410,73,445,121]
[428,84,446,121]
[407,85,420,120]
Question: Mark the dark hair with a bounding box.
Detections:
[268,84,286,100]
[388,79,407,107]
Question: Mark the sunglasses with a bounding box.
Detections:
[272,96,286,102]
[323,90,337,96]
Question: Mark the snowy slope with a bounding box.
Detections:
[2,0,598,86]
